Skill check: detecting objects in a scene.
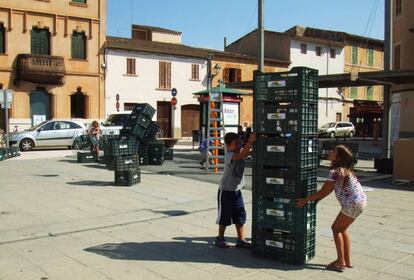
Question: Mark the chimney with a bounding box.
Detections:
[224,37,227,50]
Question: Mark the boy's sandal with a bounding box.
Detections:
[235,239,251,249]
[325,262,345,272]
[214,237,230,249]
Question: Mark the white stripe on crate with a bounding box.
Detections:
[216,190,222,225]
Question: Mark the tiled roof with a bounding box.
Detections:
[131,24,182,35]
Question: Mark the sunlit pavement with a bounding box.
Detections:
[0,151,413,280]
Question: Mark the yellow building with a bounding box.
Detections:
[342,35,384,127]
[0,0,106,131]
[392,0,414,138]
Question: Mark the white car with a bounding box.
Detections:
[9,120,87,151]
[100,112,131,135]
[318,121,356,138]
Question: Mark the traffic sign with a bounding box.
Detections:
[171,97,177,106]
[171,88,177,97]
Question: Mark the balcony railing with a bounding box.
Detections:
[17,54,65,85]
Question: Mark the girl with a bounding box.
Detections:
[296,145,367,272]
[89,120,100,154]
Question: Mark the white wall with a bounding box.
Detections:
[151,31,182,44]
[105,49,207,138]
[290,40,345,127]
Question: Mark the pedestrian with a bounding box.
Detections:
[296,145,367,272]
[215,131,256,248]
[237,125,245,144]
[198,137,212,169]
[89,120,100,154]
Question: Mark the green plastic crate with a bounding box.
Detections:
[113,154,139,171]
[108,138,138,157]
[77,152,98,163]
[251,226,316,265]
[115,169,141,186]
[132,103,156,119]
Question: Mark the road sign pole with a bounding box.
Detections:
[2,90,9,148]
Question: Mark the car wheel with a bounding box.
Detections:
[329,132,336,139]
[20,139,34,151]
[348,131,354,138]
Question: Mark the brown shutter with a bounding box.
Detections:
[236,69,242,82]
[166,62,171,89]
[195,65,199,80]
[132,59,136,75]
[159,61,164,88]
[223,68,229,83]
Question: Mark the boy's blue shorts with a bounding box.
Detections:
[216,189,246,226]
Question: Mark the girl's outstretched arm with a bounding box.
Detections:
[296,180,334,208]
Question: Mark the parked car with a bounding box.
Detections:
[318,121,355,138]
[100,112,131,135]
[8,120,87,151]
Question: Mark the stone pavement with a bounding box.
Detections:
[0,154,413,280]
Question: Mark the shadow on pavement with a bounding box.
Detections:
[84,237,326,271]
[66,180,115,187]
[151,210,190,217]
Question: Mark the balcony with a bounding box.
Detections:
[17,54,65,85]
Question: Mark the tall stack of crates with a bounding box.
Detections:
[110,137,140,186]
[252,67,319,265]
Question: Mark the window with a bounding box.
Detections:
[330,48,336,59]
[40,122,55,131]
[300,43,307,54]
[31,27,50,55]
[65,121,82,129]
[394,44,401,70]
[350,87,358,99]
[72,0,87,3]
[366,87,374,100]
[71,31,86,59]
[0,23,5,54]
[395,0,402,16]
[336,113,342,122]
[352,46,358,64]
[55,121,70,130]
[367,49,374,66]
[315,46,322,56]
[159,61,171,89]
[126,58,136,75]
[191,64,199,80]
[223,68,241,83]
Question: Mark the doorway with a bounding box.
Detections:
[181,104,200,138]
[30,88,51,126]
[71,91,88,119]
[157,101,172,138]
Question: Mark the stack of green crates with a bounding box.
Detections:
[77,151,98,163]
[0,147,21,160]
[148,140,165,165]
[252,67,319,265]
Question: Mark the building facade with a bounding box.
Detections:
[105,27,209,139]
[392,0,414,139]
[0,0,106,131]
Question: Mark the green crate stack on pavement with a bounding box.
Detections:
[77,151,98,163]
[147,140,165,165]
[0,149,5,161]
[0,147,21,160]
[252,67,319,265]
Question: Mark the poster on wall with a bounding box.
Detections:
[33,115,46,126]
[223,102,239,126]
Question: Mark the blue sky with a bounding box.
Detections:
[107,0,384,50]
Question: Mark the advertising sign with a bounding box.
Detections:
[223,102,239,126]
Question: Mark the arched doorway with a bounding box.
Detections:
[71,89,88,119]
[181,104,200,138]
[30,88,50,126]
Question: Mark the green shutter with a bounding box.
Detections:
[71,31,86,59]
[350,87,358,99]
[366,87,374,100]
[352,46,358,64]
[0,24,5,54]
[31,28,50,55]
[368,49,374,66]
[72,0,87,3]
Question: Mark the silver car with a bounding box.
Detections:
[9,120,87,151]
[318,121,356,138]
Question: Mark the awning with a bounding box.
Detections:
[193,86,249,96]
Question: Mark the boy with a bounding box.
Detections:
[215,132,256,248]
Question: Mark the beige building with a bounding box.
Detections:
[392,0,414,138]
[0,0,106,131]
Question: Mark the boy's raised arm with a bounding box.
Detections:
[232,133,257,161]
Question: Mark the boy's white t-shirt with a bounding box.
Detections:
[219,151,245,191]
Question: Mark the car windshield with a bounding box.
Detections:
[102,114,130,126]
[322,123,336,128]
[27,121,48,131]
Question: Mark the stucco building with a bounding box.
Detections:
[0,0,106,131]
[392,0,414,139]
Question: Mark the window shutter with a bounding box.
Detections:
[352,46,358,64]
[132,59,136,75]
[72,32,86,59]
[166,62,171,89]
[366,87,374,100]
[222,68,229,83]
[236,69,242,82]
[196,65,199,80]
[0,24,5,54]
[159,61,165,88]
[31,28,50,55]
